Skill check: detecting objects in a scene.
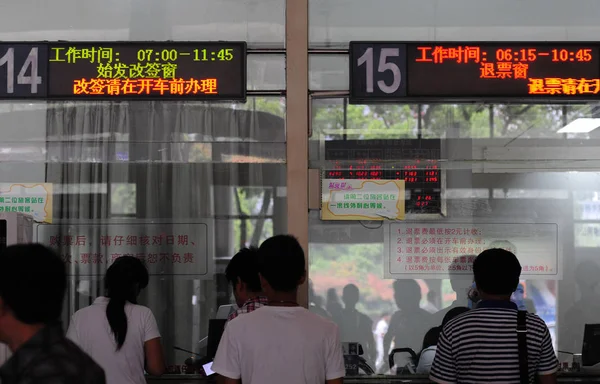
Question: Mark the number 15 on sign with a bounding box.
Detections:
[350,42,407,103]
[0,45,48,98]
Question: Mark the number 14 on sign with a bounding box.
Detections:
[0,47,42,94]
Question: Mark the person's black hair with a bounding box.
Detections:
[441,306,470,327]
[225,247,262,292]
[421,326,441,350]
[0,244,66,324]
[258,235,305,292]
[417,325,440,363]
[473,248,521,296]
[105,256,149,350]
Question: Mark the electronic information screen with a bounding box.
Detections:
[350,42,600,101]
[0,42,246,101]
[324,139,443,214]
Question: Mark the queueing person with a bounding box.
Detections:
[0,244,105,384]
[225,247,268,322]
[430,249,559,384]
[67,256,165,384]
[213,235,345,384]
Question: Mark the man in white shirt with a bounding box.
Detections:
[212,235,346,384]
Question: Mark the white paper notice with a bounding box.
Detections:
[385,222,560,279]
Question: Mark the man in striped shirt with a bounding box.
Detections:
[430,248,559,384]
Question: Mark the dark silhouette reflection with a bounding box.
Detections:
[563,260,600,353]
[384,280,433,359]
[308,280,331,319]
[434,256,475,324]
[326,288,344,322]
[335,284,376,366]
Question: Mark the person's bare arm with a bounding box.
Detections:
[144,337,166,376]
[326,378,344,384]
[538,373,558,384]
[217,375,242,384]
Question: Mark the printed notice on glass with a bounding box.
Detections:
[384,222,560,279]
[321,179,405,221]
[36,222,212,278]
[0,183,53,223]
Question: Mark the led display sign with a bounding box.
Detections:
[350,42,600,102]
[0,42,246,101]
[324,139,443,215]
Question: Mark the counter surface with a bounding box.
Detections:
[145,372,600,383]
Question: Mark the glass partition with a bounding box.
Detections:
[308,98,600,372]
[0,0,285,45]
[0,0,288,367]
[0,96,287,365]
[309,0,600,46]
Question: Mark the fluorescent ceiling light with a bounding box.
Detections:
[558,118,600,133]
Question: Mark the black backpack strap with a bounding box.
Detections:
[517,311,529,384]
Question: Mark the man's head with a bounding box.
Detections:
[0,244,66,343]
[473,248,521,299]
[393,279,421,310]
[225,247,262,307]
[342,284,360,309]
[258,235,306,295]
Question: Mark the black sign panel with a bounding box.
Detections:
[0,44,47,98]
[350,41,600,102]
[350,42,407,101]
[325,139,442,214]
[0,42,246,101]
[48,42,246,100]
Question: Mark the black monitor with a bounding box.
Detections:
[582,324,600,367]
[207,319,227,359]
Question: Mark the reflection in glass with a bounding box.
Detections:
[310,99,600,140]
[0,98,287,366]
[309,99,600,370]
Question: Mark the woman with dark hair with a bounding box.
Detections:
[416,306,469,374]
[67,256,165,384]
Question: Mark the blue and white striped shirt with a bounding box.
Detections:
[430,300,559,384]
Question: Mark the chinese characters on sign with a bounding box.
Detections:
[37,223,211,277]
[404,43,600,98]
[527,78,600,95]
[322,179,405,221]
[385,222,559,279]
[415,46,483,64]
[0,184,52,223]
[72,78,218,96]
[47,42,246,100]
[479,62,529,80]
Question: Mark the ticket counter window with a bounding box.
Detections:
[0,96,287,367]
[308,99,598,373]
